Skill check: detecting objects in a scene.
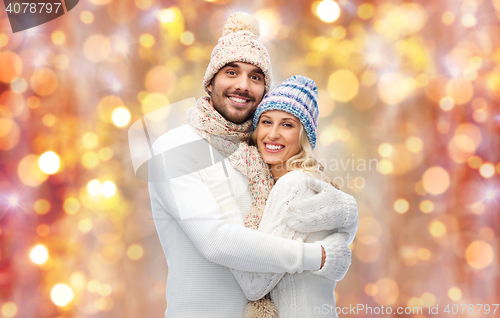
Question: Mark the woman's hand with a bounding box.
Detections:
[283,177,356,232]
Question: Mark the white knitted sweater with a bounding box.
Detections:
[232,170,358,318]
[148,125,323,318]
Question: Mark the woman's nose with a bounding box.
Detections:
[267,125,281,140]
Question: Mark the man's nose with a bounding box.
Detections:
[234,76,250,91]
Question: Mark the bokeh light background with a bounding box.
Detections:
[1,0,499,317]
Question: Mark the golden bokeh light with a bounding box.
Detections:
[78,219,93,233]
[34,199,51,215]
[377,159,393,175]
[328,70,359,102]
[417,248,431,261]
[1,302,17,318]
[180,31,195,45]
[445,78,473,105]
[111,107,131,128]
[0,34,9,47]
[394,199,409,214]
[87,280,100,293]
[316,1,341,23]
[428,220,446,238]
[441,11,455,25]
[373,278,399,306]
[63,198,80,215]
[364,283,378,296]
[461,13,476,28]
[419,200,434,213]
[82,151,99,169]
[98,147,114,161]
[30,244,49,265]
[42,114,57,127]
[10,77,28,94]
[80,10,95,24]
[479,163,495,178]
[84,34,111,62]
[18,154,48,187]
[98,95,125,123]
[87,179,102,196]
[422,166,450,195]
[39,151,61,174]
[405,137,423,153]
[145,66,176,94]
[139,34,155,48]
[0,51,22,83]
[82,132,99,149]
[448,287,462,301]
[377,73,411,105]
[377,143,393,157]
[141,92,169,115]
[439,96,454,111]
[127,244,144,260]
[30,68,58,96]
[51,31,66,45]
[0,118,20,151]
[465,241,494,269]
[51,284,74,307]
[101,181,117,197]
[357,3,375,20]
[467,155,482,169]
[70,272,87,291]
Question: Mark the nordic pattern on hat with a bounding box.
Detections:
[253,75,319,149]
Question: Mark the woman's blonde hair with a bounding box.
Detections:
[251,124,339,189]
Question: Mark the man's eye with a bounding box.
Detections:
[227,70,236,75]
[251,75,262,80]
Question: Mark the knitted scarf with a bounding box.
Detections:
[186,96,273,230]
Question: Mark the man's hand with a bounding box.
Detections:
[321,245,326,269]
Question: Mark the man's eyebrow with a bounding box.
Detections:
[224,63,240,69]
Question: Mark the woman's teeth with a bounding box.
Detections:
[266,144,284,150]
[229,96,248,103]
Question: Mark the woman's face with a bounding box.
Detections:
[256,110,301,170]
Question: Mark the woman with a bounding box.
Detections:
[200,75,358,318]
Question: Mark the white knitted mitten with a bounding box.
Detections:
[312,233,352,281]
[283,177,357,233]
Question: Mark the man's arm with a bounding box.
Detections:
[148,132,322,274]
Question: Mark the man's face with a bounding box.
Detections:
[207,62,266,124]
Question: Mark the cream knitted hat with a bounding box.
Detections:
[203,12,272,94]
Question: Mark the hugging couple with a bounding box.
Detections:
[147,12,358,318]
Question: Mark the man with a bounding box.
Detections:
[148,12,351,317]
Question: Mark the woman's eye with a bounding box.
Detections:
[261,120,271,124]
[283,123,292,127]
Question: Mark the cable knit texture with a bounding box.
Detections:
[283,176,358,236]
[149,125,325,318]
[204,12,272,94]
[229,171,358,317]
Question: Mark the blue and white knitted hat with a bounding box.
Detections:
[253,75,319,149]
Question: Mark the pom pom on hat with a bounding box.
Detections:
[223,12,260,38]
[203,12,272,94]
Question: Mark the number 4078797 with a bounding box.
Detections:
[6,3,62,14]
[443,304,498,315]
